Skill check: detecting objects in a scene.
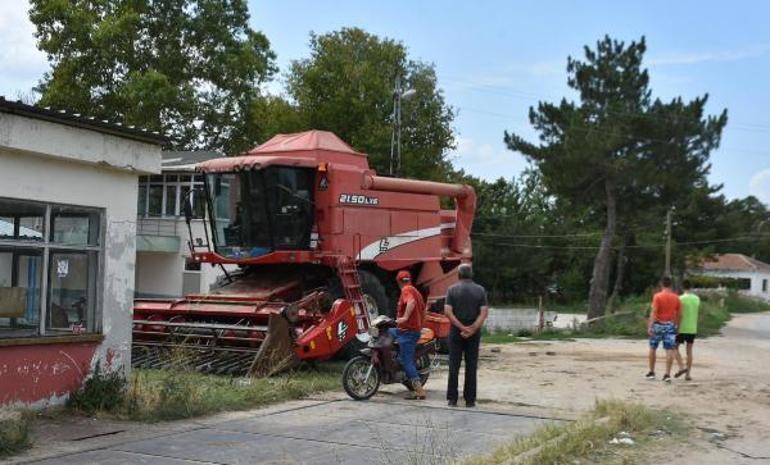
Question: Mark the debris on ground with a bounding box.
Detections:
[609,431,635,446]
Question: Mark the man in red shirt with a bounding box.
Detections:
[646,276,681,383]
[388,270,426,399]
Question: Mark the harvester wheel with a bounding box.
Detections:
[342,355,380,400]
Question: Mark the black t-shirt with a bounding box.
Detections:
[446,279,488,325]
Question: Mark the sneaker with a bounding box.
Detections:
[674,368,688,378]
[447,400,457,407]
[662,374,672,383]
[685,374,692,381]
[465,402,476,408]
[645,372,655,380]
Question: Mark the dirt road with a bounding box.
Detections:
[418,312,770,464]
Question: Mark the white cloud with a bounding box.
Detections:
[648,44,770,67]
[0,1,47,97]
[749,169,770,205]
[449,136,529,181]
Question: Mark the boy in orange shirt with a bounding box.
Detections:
[645,276,681,383]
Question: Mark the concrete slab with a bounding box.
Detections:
[17,400,567,465]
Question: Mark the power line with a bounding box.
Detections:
[456,106,770,156]
[443,76,770,133]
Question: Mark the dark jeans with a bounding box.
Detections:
[387,327,421,382]
[447,327,481,404]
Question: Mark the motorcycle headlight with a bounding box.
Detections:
[368,326,379,338]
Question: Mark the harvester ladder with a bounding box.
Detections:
[336,257,370,334]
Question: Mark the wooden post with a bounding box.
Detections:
[538,296,544,333]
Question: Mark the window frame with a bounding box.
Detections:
[138,173,205,219]
[0,197,104,338]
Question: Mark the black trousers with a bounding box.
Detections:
[447,327,481,403]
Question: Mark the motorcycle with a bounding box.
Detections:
[342,315,439,400]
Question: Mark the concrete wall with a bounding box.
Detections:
[135,251,185,298]
[0,112,161,407]
[135,218,228,298]
[700,270,770,300]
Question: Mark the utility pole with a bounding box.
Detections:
[665,208,673,277]
[389,74,416,177]
[389,74,402,177]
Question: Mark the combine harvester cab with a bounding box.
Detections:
[132,130,475,376]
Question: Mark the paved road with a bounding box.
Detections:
[19,400,564,465]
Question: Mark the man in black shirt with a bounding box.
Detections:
[444,264,488,407]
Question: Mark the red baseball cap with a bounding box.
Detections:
[396,270,411,282]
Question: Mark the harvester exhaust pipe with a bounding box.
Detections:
[362,173,476,255]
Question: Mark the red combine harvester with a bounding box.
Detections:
[132,130,475,376]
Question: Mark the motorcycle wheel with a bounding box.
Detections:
[342,355,381,400]
[402,353,431,391]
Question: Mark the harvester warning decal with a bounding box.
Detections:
[319,175,329,191]
[358,223,456,261]
[337,321,349,342]
[339,193,379,206]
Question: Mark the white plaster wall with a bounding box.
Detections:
[135,252,185,297]
[699,270,770,300]
[0,113,160,174]
[0,143,159,380]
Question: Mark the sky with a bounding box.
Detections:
[2,1,769,202]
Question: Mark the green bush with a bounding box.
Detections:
[67,362,127,414]
[688,275,750,290]
[723,291,770,313]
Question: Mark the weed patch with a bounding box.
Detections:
[459,400,684,465]
[0,410,31,458]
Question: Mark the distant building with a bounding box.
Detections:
[0,97,164,406]
[134,151,228,298]
[693,253,770,300]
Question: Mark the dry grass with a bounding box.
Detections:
[0,410,31,458]
[459,400,685,465]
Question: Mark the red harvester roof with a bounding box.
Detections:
[246,130,364,156]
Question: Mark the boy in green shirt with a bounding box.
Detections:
[674,279,700,381]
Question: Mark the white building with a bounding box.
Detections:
[134,151,226,298]
[695,253,770,300]
[0,97,164,406]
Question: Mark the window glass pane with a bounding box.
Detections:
[139,176,148,184]
[149,175,163,183]
[181,186,205,219]
[51,207,100,246]
[148,186,163,217]
[137,185,147,216]
[0,199,45,241]
[47,252,93,333]
[165,186,178,217]
[165,175,178,183]
[180,175,192,183]
[0,250,42,338]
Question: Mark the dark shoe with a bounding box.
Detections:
[685,373,692,381]
[674,368,688,378]
[662,374,672,384]
[465,402,476,408]
[447,400,457,407]
[645,372,655,380]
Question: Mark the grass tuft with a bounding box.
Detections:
[0,410,31,458]
[459,400,684,465]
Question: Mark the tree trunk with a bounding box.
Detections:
[587,180,617,319]
[606,230,628,313]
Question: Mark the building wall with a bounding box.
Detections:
[699,270,770,300]
[135,218,228,298]
[0,113,160,407]
[135,251,185,297]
